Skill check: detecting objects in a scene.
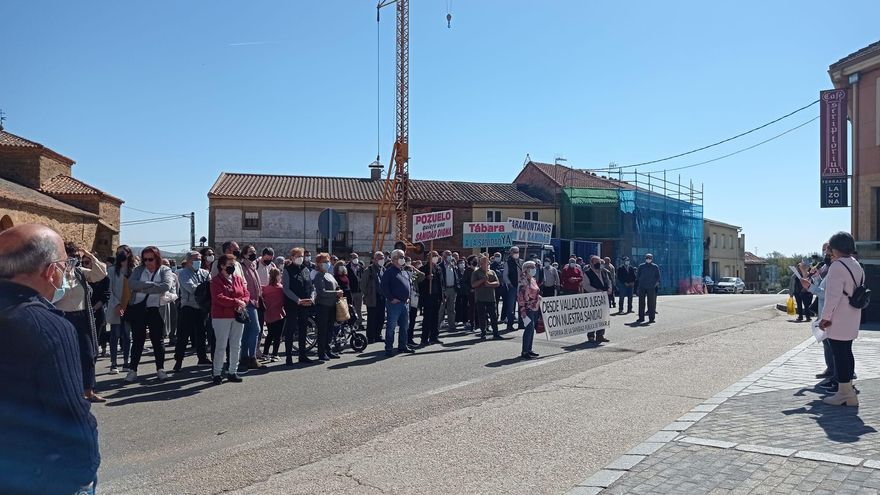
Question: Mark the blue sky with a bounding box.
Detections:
[2,1,877,255]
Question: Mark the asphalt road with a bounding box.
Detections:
[94,294,809,494]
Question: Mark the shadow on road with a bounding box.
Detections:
[782,399,878,443]
[103,375,215,406]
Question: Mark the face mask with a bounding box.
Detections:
[544,261,550,267]
[248,253,257,261]
[225,265,235,275]
[396,258,406,267]
[624,260,630,266]
[50,265,69,303]
[446,256,453,263]
[293,257,304,266]
[471,261,478,267]
[262,259,272,265]
[646,259,653,264]
[432,256,439,264]
[232,250,242,259]
[493,257,500,263]
[458,263,465,269]
[824,254,832,264]
[305,256,312,262]
[116,252,127,263]
[527,268,537,277]
[569,261,576,267]
[339,267,348,275]
[512,254,519,260]
[205,255,215,263]
[191,260,202,271]
[593,263,601,270]
[323,262,332,271]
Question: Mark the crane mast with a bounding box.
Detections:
[373,0,409,253]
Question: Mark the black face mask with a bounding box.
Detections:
[262,259,272,265]
[232,250,242,259]
[225,265,235,275]
[248,253,257,261]
[824,255,832,265]
[592,263,601,270]
[116,253,127,263]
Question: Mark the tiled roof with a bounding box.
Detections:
[744,251,766,264]
[209,173,543,204]
[830,40,880,71]
[527,161,636,190]
[0,177,97,218]
[0,130,76,165]
[40,175,124,204]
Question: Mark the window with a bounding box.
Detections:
[712,233,717,248]
[486,210,502,222]
[524,211,539,221]
[243,211,261,230]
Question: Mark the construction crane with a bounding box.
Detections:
[372,0,411,254]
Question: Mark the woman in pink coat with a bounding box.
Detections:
[819,232,865,406]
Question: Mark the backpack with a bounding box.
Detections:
[838,260,871,310]
[194,279,212,312]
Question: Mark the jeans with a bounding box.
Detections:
[175,306,209,362]
[385,300,409,352]
[828,338,855,383]
[822,339,837,381]
[521,309,537,355]
[110,322,131,368]
[504,285,518,328]
[212,318,244,377]
[638,287,657,320]
[442,287,457,329]
[238,304,261,360]
[618,283,634,312]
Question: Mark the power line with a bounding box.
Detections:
[123,205,187,216]
[121,215,188,226]
[640,116,819,174]
[597,99,820,171]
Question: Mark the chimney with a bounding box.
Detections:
[369,157,383,181]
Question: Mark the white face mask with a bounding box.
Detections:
[205,255,215,264]
[543,261,550,267]
[432,256,439,264]
[293,257,304,266]
[339,267,348,275]
[512,253,519,260]
[396,258,406,267]
[527,268,537,277]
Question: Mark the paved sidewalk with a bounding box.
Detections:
[569,332,880,495]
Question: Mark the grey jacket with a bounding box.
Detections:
[360,263,384,307]
[178,267,210,309]
[636,262,661,290]
[128,265,174,307]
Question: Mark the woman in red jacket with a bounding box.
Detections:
[210,254,250,384]
[260,267,286,361]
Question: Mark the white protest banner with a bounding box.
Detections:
[413,210,454,243]
[462,222,514,248]
[508,218,553,245]
[539,292,610,340]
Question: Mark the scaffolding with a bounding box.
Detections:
[560,170,704,295]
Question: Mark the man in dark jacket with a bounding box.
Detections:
[0,224,100,495]
[380,249,416,357]
[282,247,317,364]
[360,251,386,344]
[636,253,661,323]
[616,256,637,314]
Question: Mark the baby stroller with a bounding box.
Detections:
[331,302,368,353]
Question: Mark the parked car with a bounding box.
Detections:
[703,276,715,294]
[715,277,745,294]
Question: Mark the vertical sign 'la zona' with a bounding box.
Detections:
[819,89,848,208]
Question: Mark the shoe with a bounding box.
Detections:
[227,374,243,383]
[100,349,107,358]
[85,391,107,403]
[122,364,130,371]
[157,369,169,381]
[237,364,249,373]
[816,370,832,379]
[821,382,839,393]
[648,319,655,323]
[796,317,803,322]
[480,333,487,340]
[270,356,280,363]
[286,358,295,366]
[588,337,596,343]
[597,336,610,343]
[317,355,330,361]
[299,356,314,363]
[805,317,812,322]
[430,339,444,345]
[823,381,858,406]
[492,334,506,340]
[197,359,213,367]
[635,318,645,324]
[212,376,223,385]
[384,351,394,357]
[398,347,416,354]
[327,353,341,359]
[172,361,183,372]
[520,353,534,360]
[109,367,119,375]
[528,351,539,357]
[124,370,138,383]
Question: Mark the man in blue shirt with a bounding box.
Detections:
[380,249,416,357]
[0,224,100,495]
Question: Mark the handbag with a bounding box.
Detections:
[535,311,546,334]
[838,260,871,310]
[336,298,351,322]
[159,291,178,305]
[235,309,250,324]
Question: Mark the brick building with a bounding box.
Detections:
[743,251,768,293]
[208,169,554,257]
[0,130,123,257]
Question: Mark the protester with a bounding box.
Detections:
[407,259,425,346]
[282,247,315,365]
[541,257,560,297]
[472,254,504,340]
[636,253,660,324]
[803,243,838,391]
[439,250,459,331]
[261,267,286,361]
[616,256,636,314]
[161,258,180,346]
[420,250,444,345]
[107,245,134,374]
[256,247,275,332]
[583,255,611,344]
[174,251,211,371]
[381,249,415,357]
[85,255,111,358]
[334,260,352,304]
[200,247,216,273]
[790,265,811,322]
[603,257,617,309]
[517,260,541,359]
[211,240,244,279]
[502,246,523,331]
[313,253,343,361]
[55,242,108,403]
[238,245,265,370]
[348,253,364,319]
[491,252,507,324]
[361,251,386,344]
[819,232,865,406]
[209,254,249,384]
[461,255,478,331]
[126,246,175,383]
[0,224,100,495]
[561,256,584,296]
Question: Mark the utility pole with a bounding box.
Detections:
[190,212,195,249]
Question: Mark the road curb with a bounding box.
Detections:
[566,336,815,494]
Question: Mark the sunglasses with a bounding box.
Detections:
[143,257,157,262]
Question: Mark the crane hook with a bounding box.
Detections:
[446,12,452,28]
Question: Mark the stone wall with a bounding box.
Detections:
[0,153,41,189]
[38,155,73,185]
[0,200,103,256]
